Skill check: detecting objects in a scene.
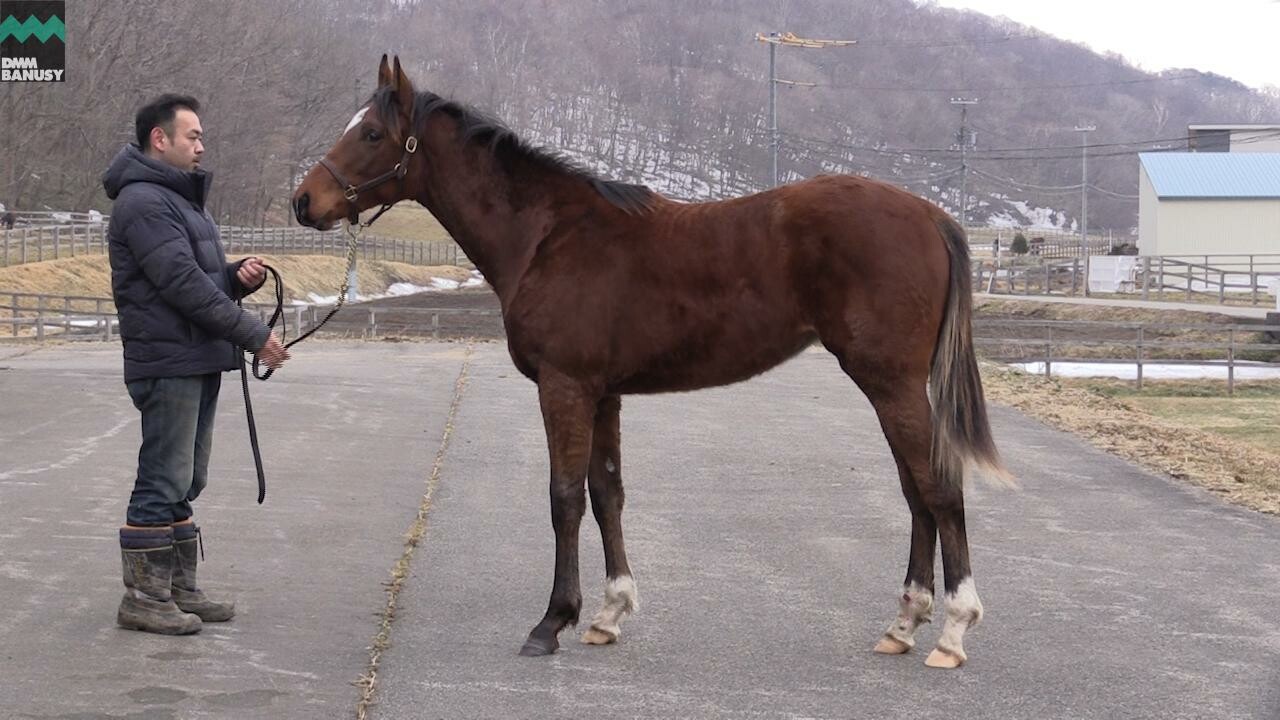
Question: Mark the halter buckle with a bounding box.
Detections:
[343,186,359,202]
[405,136,418,154]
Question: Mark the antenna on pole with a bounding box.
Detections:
[756,31,856,188]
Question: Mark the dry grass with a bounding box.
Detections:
[973,296,1251,325]
[1074,379,1280,455]
[363,202,453,243]
[981,365,1280,515]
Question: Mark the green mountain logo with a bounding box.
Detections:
[0,14,64,43]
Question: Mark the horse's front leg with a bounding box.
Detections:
[581,395,638,646]
[519,369,599,657]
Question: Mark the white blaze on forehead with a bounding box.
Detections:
[343,107,369,136]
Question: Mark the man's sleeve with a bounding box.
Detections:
[225,259,266,300]
[121,198,271,351]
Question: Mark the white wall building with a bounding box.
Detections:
[1138,153,1280,257]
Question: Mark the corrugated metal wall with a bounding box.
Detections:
[1138,167,1159,254]
[1153,198,1280,255]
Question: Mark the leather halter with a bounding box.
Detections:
[318,112,419,226]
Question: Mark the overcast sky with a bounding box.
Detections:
[930,0,1279,90]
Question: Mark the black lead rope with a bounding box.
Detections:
[236,262,356,504]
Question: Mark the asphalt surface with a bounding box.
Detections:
[1,340,1278,719]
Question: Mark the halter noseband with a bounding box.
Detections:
[318,112,419,226]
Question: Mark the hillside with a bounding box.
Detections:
[3,0,1276,235]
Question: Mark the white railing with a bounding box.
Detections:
[0,216,466,268]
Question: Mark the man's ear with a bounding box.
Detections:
[149,126,168,153]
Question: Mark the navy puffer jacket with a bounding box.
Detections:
[103,144,270,383]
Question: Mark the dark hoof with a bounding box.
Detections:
[518,635,559,657]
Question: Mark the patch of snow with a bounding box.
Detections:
[1010,361,1280,380]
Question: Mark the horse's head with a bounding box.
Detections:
[292,54,418,230]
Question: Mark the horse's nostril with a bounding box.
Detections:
[294,193,310,225]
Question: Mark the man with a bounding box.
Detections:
[103,94,290,635]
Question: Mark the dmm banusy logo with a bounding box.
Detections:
[0,1,65,82]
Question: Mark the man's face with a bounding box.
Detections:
[152,108,204,171]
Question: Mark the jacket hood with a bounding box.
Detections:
[102,144,212,207]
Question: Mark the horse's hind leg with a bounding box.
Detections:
[581,395,639,645]
[853,378,938,656]
[862,381,983,668]
[873,444,938,656]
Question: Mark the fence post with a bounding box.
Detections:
[36,295,45,340]
[294,306,304,335]
[2,230,8,267]
[1136,326,1144,390]
[1044,325,1053,378]
[63,296,71,333]
[1227,328,1235,396]
[11,293,17,337]
[54,225,61,259]
[432,312,440,339]
[1071,258,1079,295]
[368,309,377,337]
[1218,271,1226,304]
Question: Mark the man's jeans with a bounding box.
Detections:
[125,374,221,526]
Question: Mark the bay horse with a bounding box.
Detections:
[293,55,1006,668]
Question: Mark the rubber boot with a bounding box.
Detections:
[171,523,235,622]
[117,527,202,635]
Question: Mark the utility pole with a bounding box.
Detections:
[756,31,856,187]
[950,98,978,227]
[1075,124,1096,297]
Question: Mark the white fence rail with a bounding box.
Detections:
[0,215,465,268]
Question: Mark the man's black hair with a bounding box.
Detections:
[135,94,200,151]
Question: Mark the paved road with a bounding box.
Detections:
[1,341,1277,719]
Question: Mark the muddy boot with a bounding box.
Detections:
[118,527,202,635]
[171,523,235,622]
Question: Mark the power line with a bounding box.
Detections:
[822,73,1201,93]
[851,32,1046,48]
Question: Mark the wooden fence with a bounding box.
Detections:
[976,253,1280,307]
[0,292,501,342]
[0,219,466,268]
[974,317,1280,394]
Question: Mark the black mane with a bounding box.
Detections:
[372,87,656,215]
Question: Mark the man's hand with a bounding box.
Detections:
[256,333,290,370]
[237,257,267,291]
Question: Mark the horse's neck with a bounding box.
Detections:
[411,126,551,303]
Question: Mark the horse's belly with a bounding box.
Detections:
[611,324,817,394]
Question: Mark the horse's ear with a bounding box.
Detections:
[392,55,415,105]
[377,54,392,89]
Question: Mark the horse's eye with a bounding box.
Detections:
[364,129,382,142]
